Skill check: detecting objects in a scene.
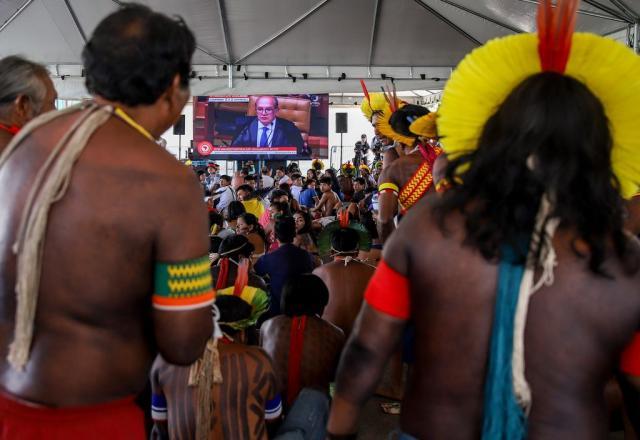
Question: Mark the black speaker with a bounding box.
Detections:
[335,112,348,133]
[173,115,185,135]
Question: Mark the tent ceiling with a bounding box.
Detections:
[1,0,637,98]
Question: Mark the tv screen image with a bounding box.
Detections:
[193,94,329,160]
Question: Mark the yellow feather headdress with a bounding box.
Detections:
[438,7,640,199]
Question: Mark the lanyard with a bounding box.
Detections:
[113,107,154,141]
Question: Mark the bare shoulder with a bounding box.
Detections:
[317,318,345,342]
[260,316,289,336]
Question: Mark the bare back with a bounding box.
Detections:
[387,195,640,439]
[0,111,212,406]
[260,315,344,399]
[152,343,278,439]
[314,260,375,338]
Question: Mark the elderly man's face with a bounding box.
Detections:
[255,96,277,125]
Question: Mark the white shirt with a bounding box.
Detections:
[257,120,276,147]
[291,185,302,202]
[214,185,235,212]
[262,175,275,188]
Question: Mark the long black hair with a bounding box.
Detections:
[435,72,631,275]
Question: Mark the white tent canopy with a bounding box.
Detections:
[1,0,638,98]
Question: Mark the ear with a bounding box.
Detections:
[164,74,189,114]
[12,95,33,125]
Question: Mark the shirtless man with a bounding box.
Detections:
[376,104,440,243]
[312,176,341,218]
[151,294,279,440]
[314,228,375,338]
[260,274,344,407]
[327,71,640,438]
[0,5,212,437]
[0,56,57,153]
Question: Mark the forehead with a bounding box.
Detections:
[256,96,276,107]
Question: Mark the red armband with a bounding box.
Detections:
[621,332,640,375]
[364,259,410,320]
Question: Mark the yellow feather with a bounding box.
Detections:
[438,32,640,199]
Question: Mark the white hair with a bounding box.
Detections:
[0,56,49,117]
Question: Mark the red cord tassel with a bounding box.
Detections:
[287,315,307,405]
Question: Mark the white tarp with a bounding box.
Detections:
[1,0,637,98]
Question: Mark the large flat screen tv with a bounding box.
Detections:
[193,94,329,160]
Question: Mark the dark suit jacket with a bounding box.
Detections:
[231,117,308,156]
[254,243,315,316]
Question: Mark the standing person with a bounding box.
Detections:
[0,5,214,438]
[375,102,440,243]
[260,274,344,407]
[204,161,220,191]
[327,3,640,438]
[255,217,315,317]
[0,56,57,154]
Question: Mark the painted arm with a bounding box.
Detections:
[153,170,214,365]
[377,168,399,243]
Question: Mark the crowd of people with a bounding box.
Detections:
[2,0,640,439]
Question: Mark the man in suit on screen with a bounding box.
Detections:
[231,95,308,156]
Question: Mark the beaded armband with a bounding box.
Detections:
[153,256,215,311]
[378,182,399,196]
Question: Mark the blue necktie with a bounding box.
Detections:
[259,126,269,147]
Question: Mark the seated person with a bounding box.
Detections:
[237,184,266,219]
[237,213,269,259]
[254,217,316,317]
[150,291,279,439]
[293,210,318,255]
[211,235,267,293]
[220,200,246,239]
[260,274,344,407]
[314,227,375,338]
[311,177,341,218]
[298,178,319,210]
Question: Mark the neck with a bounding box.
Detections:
[334,254,358,261]
[94,97,166,139]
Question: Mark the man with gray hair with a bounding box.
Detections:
[0,56,57,153]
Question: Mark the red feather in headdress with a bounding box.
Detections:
[381,82,399,113]
[360,79,370,102]
[339,210,350,229]
[537,0,580,74]
[233,258,250,296]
